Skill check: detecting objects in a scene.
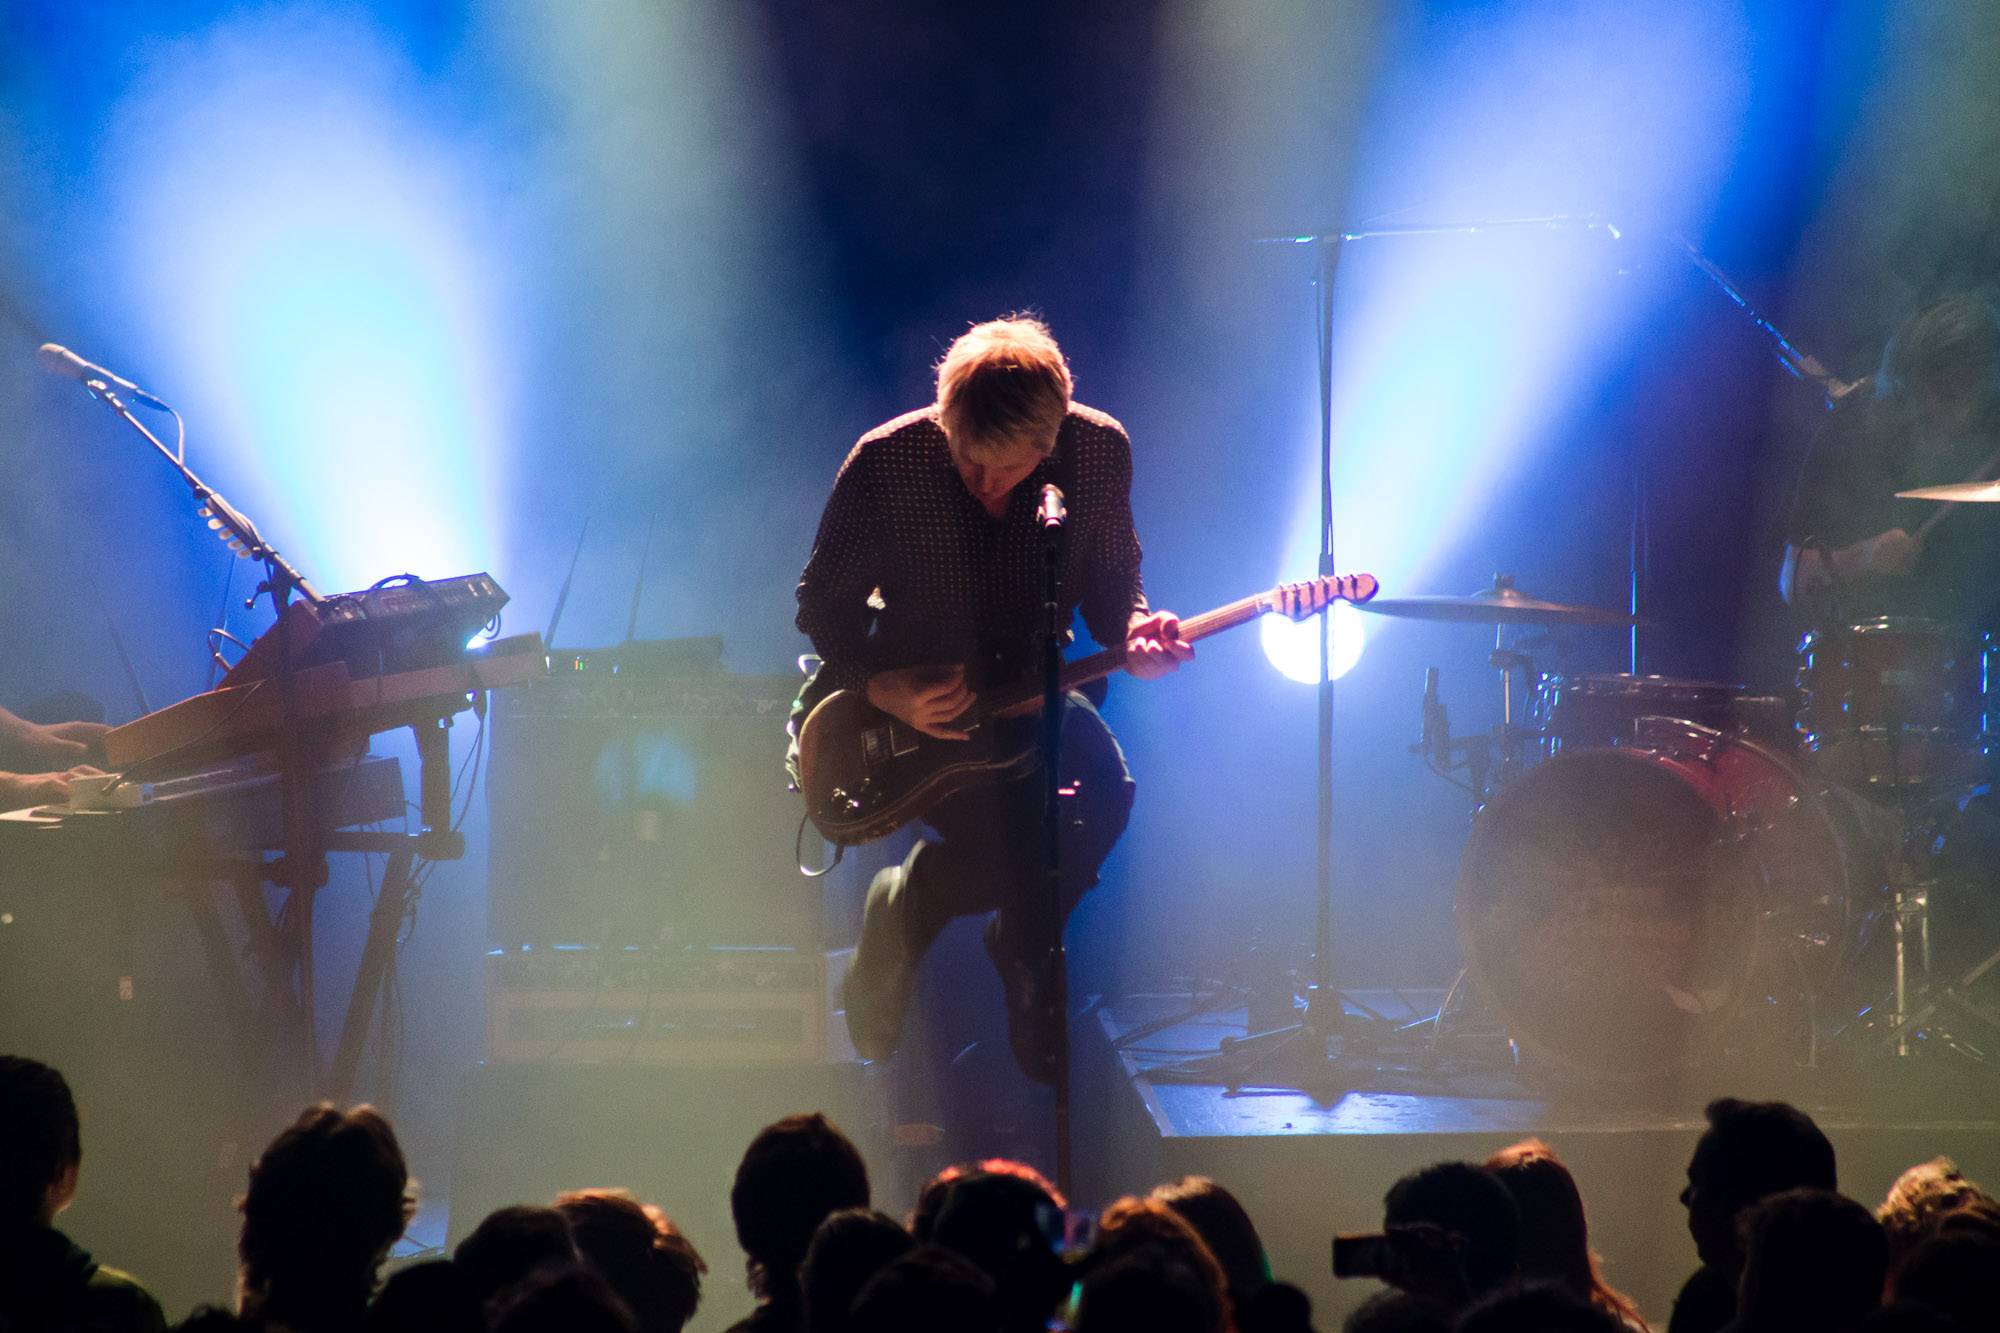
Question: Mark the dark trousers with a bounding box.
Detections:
[898,692,1135,965]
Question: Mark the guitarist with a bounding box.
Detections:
[794,316,1191,1081]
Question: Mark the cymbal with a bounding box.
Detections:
[1896,480,2000,503]
[1357,575,1639,626]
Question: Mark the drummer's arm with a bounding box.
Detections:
[1780,530,1922,603]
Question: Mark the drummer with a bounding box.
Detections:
[1778,290,2000,625]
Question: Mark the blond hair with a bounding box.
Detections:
[935,316,1073,460]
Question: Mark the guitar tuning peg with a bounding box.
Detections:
[197,506,212,518]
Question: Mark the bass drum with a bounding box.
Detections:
[1457,718,1855,1082]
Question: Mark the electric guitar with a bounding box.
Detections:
[794,573,1379,846]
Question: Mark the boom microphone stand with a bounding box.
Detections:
[1204,217,1626,1086]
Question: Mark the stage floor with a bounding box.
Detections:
[1083,990,2000,1331]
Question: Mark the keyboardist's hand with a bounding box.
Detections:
[0,766,101,811]
[0,709,110,770]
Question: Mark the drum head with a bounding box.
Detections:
[1457,748,1762,1080]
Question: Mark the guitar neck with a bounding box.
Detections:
[981,590,1282,721]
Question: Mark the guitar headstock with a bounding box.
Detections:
[1270,572,1380,621]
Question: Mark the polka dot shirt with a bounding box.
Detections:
[795,403,1148,694]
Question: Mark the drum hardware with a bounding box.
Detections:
[1841,752,2000,1061]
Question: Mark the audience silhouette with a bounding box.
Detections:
[0,1055,166,1333]
[724,1113,869,1333]
[798,1208,913,1333]
[1668,1098,1836,1333]
[10,1052,2000,1333]
[1483,1139,1646,1330]
[553,1188,707,1333]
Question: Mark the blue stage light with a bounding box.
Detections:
[1257,0,1751,686]
[100,9,504,596]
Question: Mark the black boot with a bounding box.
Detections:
[841,842,928,1062]
[983,914,1062,1084]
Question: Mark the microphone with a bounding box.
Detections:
[36,343,171,411]
[1036,483,1066,530]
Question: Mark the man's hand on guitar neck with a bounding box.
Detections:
[867,665,975,741]
[1126,609,1194,681]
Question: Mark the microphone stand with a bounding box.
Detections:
[1213,218,1624,1087]
[79,383,321,610]
[76,379,331,1078]
[1037,486,1073,1199]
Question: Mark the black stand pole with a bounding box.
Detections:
[74,381,335,1083]
[1039,494,1072,1199]
[1194,235,1365,1088]
[1307,234,1344,1036]
[81,384,320,609]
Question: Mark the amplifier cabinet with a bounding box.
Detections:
[484,943,828,1066]
[486,671,820,951]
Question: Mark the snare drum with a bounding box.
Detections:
[1536,673,1795,755]
[1797,617,1996,789]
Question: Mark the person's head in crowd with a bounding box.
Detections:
[1073,1244,1222,1333]
[365,1258,483,1333]
[237,1102,414,1332]
[1483,1139,1644,1329]
[489,1264,637,1333]
[1379,1160,1520,1310]
[0,1054,81,1235]
[927,1168,1069,1333]
[1088,1197,1233,1332]
[1733,1188,1886,1333]
[454,1205,579,1312]
[553,1187,706,1333]
[846,1246,998,1333]
[0,1056,166,1333]
[1454,1282,1625,1333]
[910,1157,1065,1242]
[1886,1230,2000,1330]
[1877,1157,1997,1278]
[731,1113,870,1314]
[1150,1176,1272,1313]
[1680,1098,1835,1272]
[1857,1305,1959,1333]
[1340,1289,1452,1333]
[800,1208,914,1333]
[1238,1279,1316,1333]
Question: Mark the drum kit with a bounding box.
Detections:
[1359,478,2000,1085]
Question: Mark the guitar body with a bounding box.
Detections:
[791,571,1377,847]
[796,689,1040,845]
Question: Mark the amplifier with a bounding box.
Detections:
[485,659,820,952]
[484,944,832,1065]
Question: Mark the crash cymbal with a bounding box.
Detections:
[1357,574,1639,626]
[1896,480,2000,503]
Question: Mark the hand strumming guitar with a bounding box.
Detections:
[867,665,975,741]
[1125,609,1194,680]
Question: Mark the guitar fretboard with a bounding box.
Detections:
[981,575,1372,721]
